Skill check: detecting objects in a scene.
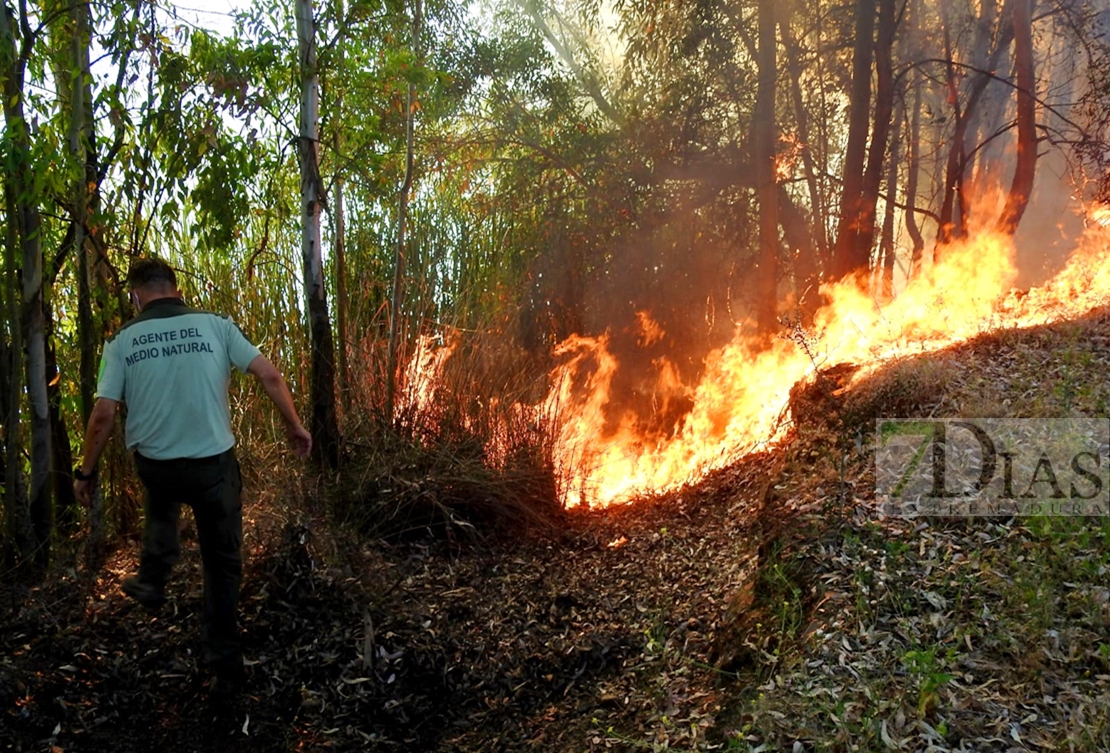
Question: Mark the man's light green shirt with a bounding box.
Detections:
[96,298,261,460]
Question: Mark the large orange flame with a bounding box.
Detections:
[549,220,1110,508]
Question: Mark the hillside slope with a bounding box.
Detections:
[3,307,1110,752]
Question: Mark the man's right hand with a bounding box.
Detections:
[287,424,313,458]
[247,355,313,458]
[74,478,94,507]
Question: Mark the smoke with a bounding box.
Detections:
[1012,149,1087,290]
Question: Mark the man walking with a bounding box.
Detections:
[73,257,312,694]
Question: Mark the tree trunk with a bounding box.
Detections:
[754,0,778,333]
[967,0,1003,187]
[2,182,30,564]
[334,132,350,419]
[296,0,340,468]
[45,304,77,530]
[779,12,827,265]
[46,0,94,533]
[830,0,876,280]
[71,0,96,424]
[1,5,52,568]
[332,7,350,419]
[997,0,1037,234]
[858,0,896,269]
[387,0,422,423]
[936,1,1015,248]
[901,0,927,280]
[0,328,25,562]
[936,1,967,244]
[880,96,905,300]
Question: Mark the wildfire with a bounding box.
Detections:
[548,219,1110,508]
[396,212,1110,510]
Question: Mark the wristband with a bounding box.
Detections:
[73,466,97,482]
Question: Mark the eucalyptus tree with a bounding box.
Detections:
[386,0,422,424]
[996,0,1037,235]
[296,0,340,466]
[753,0,777,332]
[933,0,1017,246]
[1,0,56,566]
[63,0,94,526]
[830,0,899,280]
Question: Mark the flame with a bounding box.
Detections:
[635,310,666,347]
[548,220,1110,508]
[391,209,1110,510]
[398,334,457,418]
[775,132,804,182]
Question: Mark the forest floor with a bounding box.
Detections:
[5,307,1110,752]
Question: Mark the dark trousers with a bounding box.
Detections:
[134,449,243,666]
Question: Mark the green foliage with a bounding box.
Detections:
[902,647,955,717]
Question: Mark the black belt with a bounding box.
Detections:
[134,449,232,467]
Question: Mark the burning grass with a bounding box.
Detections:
[335,331,563,540]
[327,220,1110,520]
[544,221,1110,509]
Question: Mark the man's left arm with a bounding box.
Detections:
[74,398,118,505]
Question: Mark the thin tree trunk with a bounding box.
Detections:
[937,1,964,243]
[898,0,926,280]
[936,0,1015,248]
[967,0,1001,187]
[997,0,1037,234]
[779,12,826,263]
[334,134,350,419]
[48,0,93,533]
[296,0,340,468]
[72,0,107,563]
[387,0,422,423]
[754,0,778,333]
[0,326,21,560]
[880,96,905,300]
[906,71,926,277]
[1,5,52,568]
[813,0,833,269]
[2,182,30,564]
[830,0,876,279]
[71,0,95,424]
[45,304,77,530]
[23,197,52,570]
[332,9,350,419]
[858,0,896,270]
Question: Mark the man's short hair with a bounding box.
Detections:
[127,258,178,290]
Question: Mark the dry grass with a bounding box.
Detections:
[718,307,1110,752]
[333,326,563,540]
